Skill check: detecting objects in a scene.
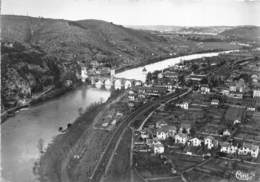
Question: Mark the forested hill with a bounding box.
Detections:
[1,15,178,109]
[1,15,176,66]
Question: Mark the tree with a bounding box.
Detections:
[200,77,208,85]
[37,138,44,153]
[182,128,187,134]
[178,75,185,84]
[191,64,199,72]
[146,72,152,84]
[78,107,83,115]
[67,123,72,129]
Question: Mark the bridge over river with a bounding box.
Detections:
[88,75,143,90]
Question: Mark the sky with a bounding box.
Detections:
[1,0,260,26]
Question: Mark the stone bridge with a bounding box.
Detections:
[88,76,142,90]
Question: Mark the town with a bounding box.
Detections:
[130,51,260,182]
[83,49,260,182]
[1,2,260,182]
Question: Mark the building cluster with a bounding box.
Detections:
[135,119,259,160]
[133,57,260,163]
[128,68,185,108]
[216,62,260,100]
[131,53,260,181]
[128,85,169,107]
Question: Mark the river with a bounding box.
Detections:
[1,86,111,182]
[1,50,235,182]
[115,50,235,82]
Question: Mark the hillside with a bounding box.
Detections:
[128,25,260,44]
[179,26,232,35]
[0,15,242,110]
[0,42,74,109]
[1,15,175,67]
[1,15,177,109]
[128,25,232,35]
[220,26,260,42]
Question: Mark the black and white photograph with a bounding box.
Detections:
[1,0,260,182]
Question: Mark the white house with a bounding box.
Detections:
[250,145,259,158]
[201,86,210,94]
[134,81,142,86]
[233,119,241,125]
[189,137,202,147]
[158,73,163,79]
[238,143,259,158]
[156,125,177,140]
[223,129,231,136]
[129,90,135,94]
[140,130,149,139]
[230,85,237,92]
[111,119,117,125]
[156,128,168,140]
[238,143,251,156]
[247,107,255,112]
[168,126,177,137]
[176,102,189,110]
[80,67,88,82]
[253,89,260,98]
[229,145,238,154]
[221,89,230,96]
[220,142,237,154]
[175,133,188,144]
[220,142,229,153]
[153,143,164,154]
[229,92,243,99]
[95,80,103,89]
[211,99,219,106]
[204,136,218,150]
[128,95,135,101]
[166,84,174,92]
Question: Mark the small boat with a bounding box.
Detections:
[142,67,147,72]
[7,112,16,117]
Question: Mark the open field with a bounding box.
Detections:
[102,128,132,182]
[134,152,173,178]
[166,152,203,171]
[185,170,228,182]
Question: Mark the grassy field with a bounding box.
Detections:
[185,170,227,182]
[134,153,173,178]
[38,102,106,182]
[103,128,132,182]
[38,91,124,182]
[166,152,203,171]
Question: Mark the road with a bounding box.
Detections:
[90,88,192,182]
[130,128,134,182]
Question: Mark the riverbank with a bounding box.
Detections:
[1,82,83,124]
[37,90,123,182]
[115,48,229,74]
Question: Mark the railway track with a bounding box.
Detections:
[90,88,192,182]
